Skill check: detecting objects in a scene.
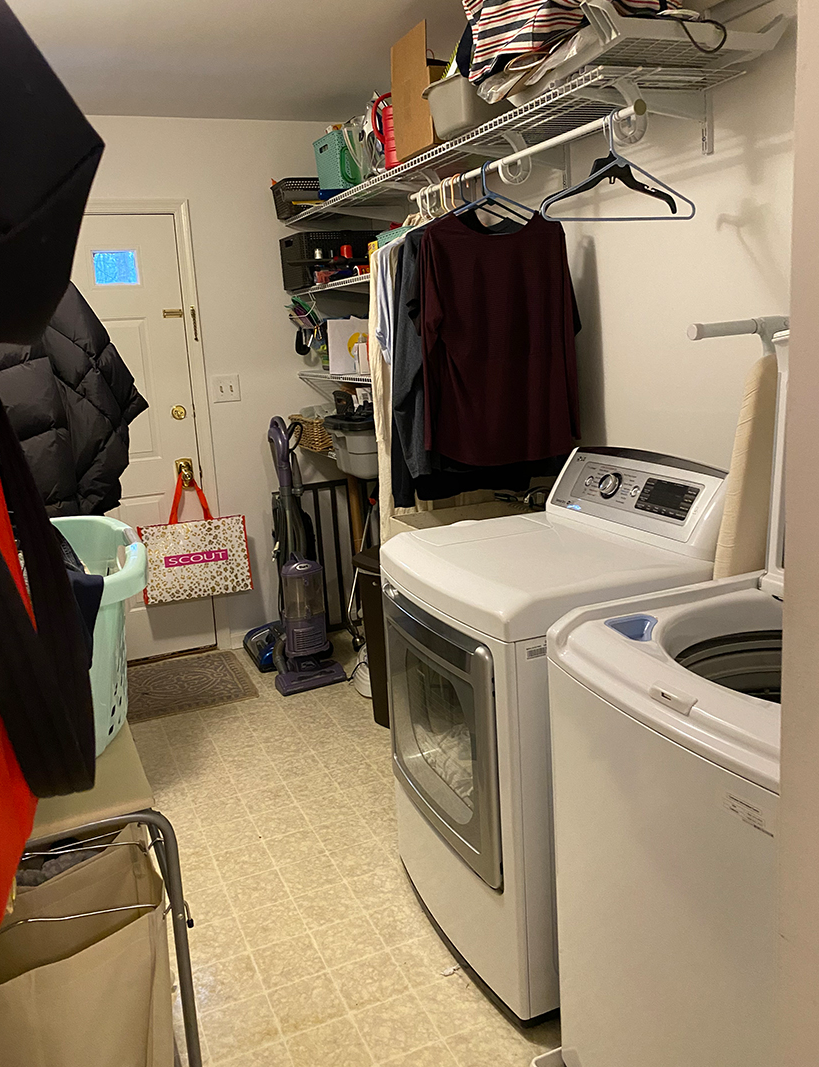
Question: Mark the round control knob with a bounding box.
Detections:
[598,472,622,499]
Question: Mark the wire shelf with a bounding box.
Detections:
[287,62,744,226]
[295,275,371,296]
[299,370,372,386]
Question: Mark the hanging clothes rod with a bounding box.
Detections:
[410,100,646,210]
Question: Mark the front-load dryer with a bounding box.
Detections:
[380,447,728,1024]
[545,329,787,1066]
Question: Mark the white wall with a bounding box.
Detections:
[87,115,341,644]
[521,1,796,470]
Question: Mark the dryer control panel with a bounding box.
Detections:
[546,448,727,550]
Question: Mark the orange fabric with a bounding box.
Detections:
[0,477,38,907]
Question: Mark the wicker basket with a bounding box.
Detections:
[290,414,333,454]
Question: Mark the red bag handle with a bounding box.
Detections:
[169,472,213,524]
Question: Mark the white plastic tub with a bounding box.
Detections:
[422,74,506,140]
[328,426,378,480]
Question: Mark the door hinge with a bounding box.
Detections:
[189,305,199,341]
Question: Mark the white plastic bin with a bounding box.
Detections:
[51,517,148,756]
[422,74,506,140]
[324,421,378,480]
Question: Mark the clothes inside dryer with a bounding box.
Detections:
[675,629,782,701]
[407,651,475,810]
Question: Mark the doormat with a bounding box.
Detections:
[127,650,258,722]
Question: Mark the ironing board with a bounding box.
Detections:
[27,725,202,1067]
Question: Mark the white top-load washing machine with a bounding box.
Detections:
[380,446,728,1024]
[545,327,787,1067]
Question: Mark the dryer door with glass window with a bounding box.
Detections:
[384,584,502,889]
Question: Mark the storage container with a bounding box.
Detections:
[290,412,333,454]
[324,414,378,480]
[423,74,506,140]
[313,129,363,191]
[326,316,369,376]
[377,225,413,248]
[271,177,320,221]
[279,231,379,293]
[51,516,148,756]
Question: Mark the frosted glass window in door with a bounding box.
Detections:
[92,249,139,286]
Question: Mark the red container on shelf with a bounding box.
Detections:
[372,93,400,170]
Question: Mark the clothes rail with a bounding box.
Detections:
[409,101,646,211]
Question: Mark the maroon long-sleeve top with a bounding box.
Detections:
[418,212,581,467]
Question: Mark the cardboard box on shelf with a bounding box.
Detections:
[390,20,447,164]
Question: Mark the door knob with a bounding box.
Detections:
[175,458,194,487]
[171,405,187,420]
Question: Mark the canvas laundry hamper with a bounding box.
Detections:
[0,824,174,1067]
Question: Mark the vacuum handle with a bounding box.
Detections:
[268,416,293,489]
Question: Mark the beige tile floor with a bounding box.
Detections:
[131,638,561,1067]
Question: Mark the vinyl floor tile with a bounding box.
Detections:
[286,1016,373,1067]
[253,932,326,990]
[238,899,308,951]
[268,971,348,1036]
[332,950,410,1011]
[201,993,281,1062]
[353,993,439,1063]
[312,914,386,971]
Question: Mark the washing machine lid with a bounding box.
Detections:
[380,513,713,643]
[548,577,781,792]
[758,331,788,601]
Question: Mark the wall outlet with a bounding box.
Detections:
[212,373,241,403]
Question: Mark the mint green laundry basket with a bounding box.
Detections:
[51,516,148,757]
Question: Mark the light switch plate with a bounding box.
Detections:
[212,374,241,403]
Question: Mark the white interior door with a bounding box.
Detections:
[72,212,217,661]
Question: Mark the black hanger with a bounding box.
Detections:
[546,152,678,215]
[540,110,696,223]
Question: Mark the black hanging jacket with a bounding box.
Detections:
[0,282,148,516]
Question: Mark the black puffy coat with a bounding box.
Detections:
[0,283,148,516]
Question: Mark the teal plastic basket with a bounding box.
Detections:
[51,517,148,757]
[313,129,362,190]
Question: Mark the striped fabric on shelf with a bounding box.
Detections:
[462,0,684,84]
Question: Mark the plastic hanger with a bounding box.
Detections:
[454,161,533,224]
[540,111,696,222]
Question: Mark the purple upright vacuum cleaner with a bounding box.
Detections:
[243,416,346,696]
